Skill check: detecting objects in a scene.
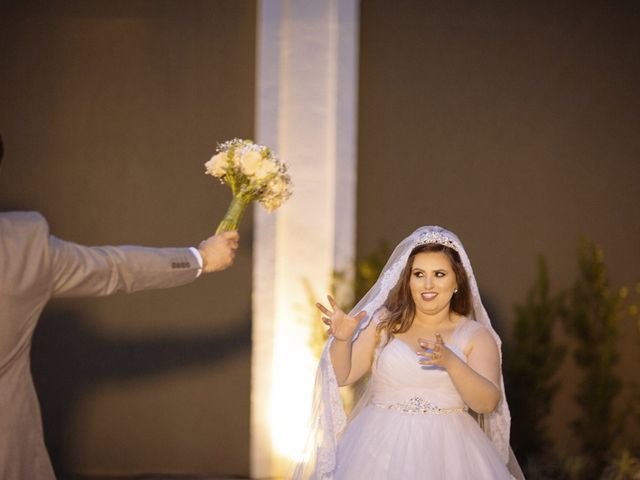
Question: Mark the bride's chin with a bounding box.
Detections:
[416,303,451,316]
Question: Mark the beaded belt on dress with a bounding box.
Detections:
[373,396,466,415]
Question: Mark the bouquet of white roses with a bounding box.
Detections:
[205,138,292,234]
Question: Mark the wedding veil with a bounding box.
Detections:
[291,226,522,479]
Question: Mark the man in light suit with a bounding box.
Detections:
[0,136,240,479]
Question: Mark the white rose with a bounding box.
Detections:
[260,196,282,213]
[255,158,279,180]
[205,152,228,177]
[239,150,262,177]
[268,175,288,195]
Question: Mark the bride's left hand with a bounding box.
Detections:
[417,333,456,369]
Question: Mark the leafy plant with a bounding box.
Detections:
[505,257,566,472]
[507,239,640,479]
[561,238,625,474]
[601,449,640,480]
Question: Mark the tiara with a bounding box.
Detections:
[416,230,459,252]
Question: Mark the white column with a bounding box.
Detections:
[252,0,359,477]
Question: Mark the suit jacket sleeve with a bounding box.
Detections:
[48,236,200,298]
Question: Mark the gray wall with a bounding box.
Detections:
[0,0,255,477]
[358,0,640,453]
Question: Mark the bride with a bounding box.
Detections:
[292,226,523,479]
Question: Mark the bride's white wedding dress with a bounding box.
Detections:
[332,318,512,479]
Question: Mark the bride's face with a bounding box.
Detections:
[408,251,458,316]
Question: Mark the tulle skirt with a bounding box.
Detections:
[334,405,512,479]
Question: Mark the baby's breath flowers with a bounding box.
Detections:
[205,138,292,234]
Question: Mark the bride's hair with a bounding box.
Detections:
[377,243,472,338]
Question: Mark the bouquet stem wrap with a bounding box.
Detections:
[216,194,250,234]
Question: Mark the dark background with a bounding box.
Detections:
[1,0,639,477]
[357,0,640,458]
[1,0,255,477]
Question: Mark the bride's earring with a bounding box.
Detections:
[453,288,458,294]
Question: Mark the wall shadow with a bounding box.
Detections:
[31,306,251,475]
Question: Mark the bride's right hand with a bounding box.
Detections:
[316,295,367,342]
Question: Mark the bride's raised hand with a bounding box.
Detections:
[417,333,456,369]
[316,295,367,342]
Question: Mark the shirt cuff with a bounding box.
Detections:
[189,247,204,277]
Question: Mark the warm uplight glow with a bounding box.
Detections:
[269,323,318,461]
[267,238,330,465]
[251,211,335,475]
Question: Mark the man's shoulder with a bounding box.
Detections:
[0,211,53,295]
[0,211,49,237]
[0,210,47,223]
